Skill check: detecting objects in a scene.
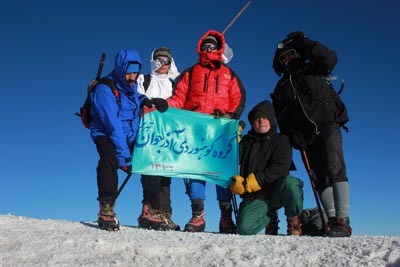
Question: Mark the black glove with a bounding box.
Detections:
[152,98,168,113]
[289,133,306,150]
[120,165,132,174]
[142,98,153,108]
[213,109,232,119]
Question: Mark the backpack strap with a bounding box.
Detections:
[143,74,176,92]
[143,74,151,92]
[97,78,121,107]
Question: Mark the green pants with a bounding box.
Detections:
[237,176,304,235]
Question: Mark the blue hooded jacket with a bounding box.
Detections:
[90,49,146,167]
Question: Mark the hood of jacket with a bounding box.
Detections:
[150,48,180,80]
[197,29,225,67]
[247,100,277,133]
[112,49,142,92]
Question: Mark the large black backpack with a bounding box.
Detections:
[300,208,328,236]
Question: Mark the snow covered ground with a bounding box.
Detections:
[1,214,399,267]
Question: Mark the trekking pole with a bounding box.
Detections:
[300,149,327,231]
[183,178,191,196]
[222,1,252,35]
[231,193,239,223]
[114,173,132,203]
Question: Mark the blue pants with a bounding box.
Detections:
[187,179,232,202]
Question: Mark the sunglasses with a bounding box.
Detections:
[201,43,217,51]
[156,57,171,65]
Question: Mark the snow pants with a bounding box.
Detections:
[141,175,172,213]
[94,136,120,203]
[237,175,304,235]
[306,125,348,192]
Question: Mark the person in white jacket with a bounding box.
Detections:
[136,47,180,231]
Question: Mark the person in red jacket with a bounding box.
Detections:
[168,29,246,233]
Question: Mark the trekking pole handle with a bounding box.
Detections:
[96,53,106,81]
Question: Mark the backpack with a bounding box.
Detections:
[300,208,328,236]
[75,53,120,129]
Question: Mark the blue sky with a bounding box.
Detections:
[1,0,399,236]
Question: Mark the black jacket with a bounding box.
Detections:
[240,100,292,200]
[271,41,349,140]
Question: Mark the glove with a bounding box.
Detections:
[289,133,306,150]
[120,165,132,174]
[244,173,262,193]
[152,98,168,113]
[213,109,232,119]
[230,175,245,195]
[222,113,233,119]
[142,98,153,108]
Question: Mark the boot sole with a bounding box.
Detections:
[328,231,351,237]
[184,225,205,232]
[138,218,169,231]
[98,222,120,231]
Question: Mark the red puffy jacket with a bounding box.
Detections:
[168,30,246,119]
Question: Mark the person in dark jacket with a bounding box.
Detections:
[270,31,352,237]
[168,29,246,233]
[230,100,304,235]
[90,49,168,231]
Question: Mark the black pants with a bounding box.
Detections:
[141,175,172,214]
[306,126,348,193]
[94,136,119,202]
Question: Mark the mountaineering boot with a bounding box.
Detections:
[158,211,180,231]
[184,211,206,232]
[327,217,352,237]
[325,217,336,234]
[219,201,236,234]
[97,198,120,231]
[166,212,180,231]
[287,216,302,236]
[265,210,280,235]
[137,204,169,230]
[184,199,205,232]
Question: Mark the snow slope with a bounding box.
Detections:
[1,214,399,267]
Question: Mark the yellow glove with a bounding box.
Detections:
[244,173,262,193]
[230,175,245,195]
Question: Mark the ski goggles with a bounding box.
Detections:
[201,43,217,51]
[279,49,298,64]
[156,56,171,65]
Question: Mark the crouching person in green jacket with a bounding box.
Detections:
[231,100,304,235]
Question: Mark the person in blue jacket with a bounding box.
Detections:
[90,49,168,231]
